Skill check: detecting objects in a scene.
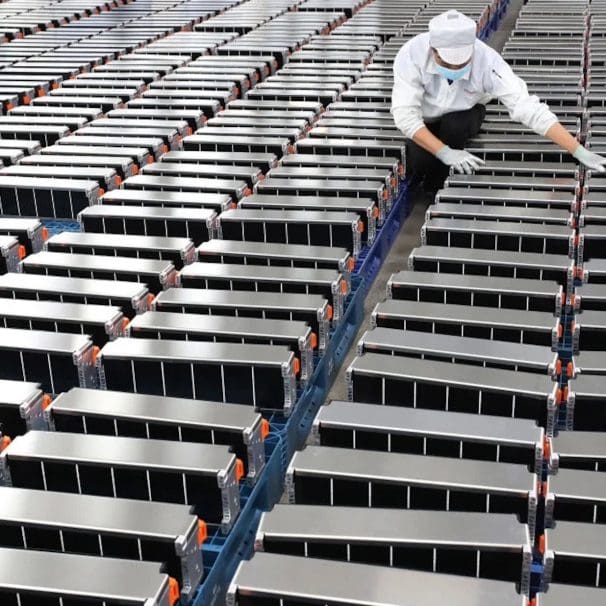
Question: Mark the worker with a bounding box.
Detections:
[391,9,606,194]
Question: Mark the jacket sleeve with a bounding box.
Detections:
[391,45,426,139]
[486,54,559,136]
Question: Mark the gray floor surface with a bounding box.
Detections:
[325,0,526,402]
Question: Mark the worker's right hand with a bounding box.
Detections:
[573,145,606,173]
[435,145,485,174]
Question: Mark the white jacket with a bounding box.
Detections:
[391,32,558,139]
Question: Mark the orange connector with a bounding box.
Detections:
[310,332,318,350]
[18,245,26,260]
[326,304,333,321]
[22,95,31,105]
[147,293,156,309]
[293,357,301,376]
[92,346,101,363]
[261,419,270,440]
[197,519,208,546]
[348,257,355,272]
[235,458,245,482]
[538,534,545,554]
[567,362,574,378]
[0,435,11,452]
[115,175,123,188]
[42,394,52,411]
[121,317,130,334]
[543,436,551,460]
[373,206,380,219]
[42,227,49,241]
[357,221,364,233]
[168,577,180,606]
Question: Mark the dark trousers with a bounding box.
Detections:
[406,103,486,192]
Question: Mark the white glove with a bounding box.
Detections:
[436,145,485,175]
[573,145,606,173]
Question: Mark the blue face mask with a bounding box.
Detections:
[435,62,471,81]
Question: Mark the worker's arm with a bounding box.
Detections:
[487,52,606,171]
[544,122,606,172]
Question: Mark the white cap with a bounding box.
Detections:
[429,9,476,66]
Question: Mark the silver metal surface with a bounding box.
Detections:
[359,327,558,374]
[0,547,173,605]
[48,388,265,481]
[227,552,525,606]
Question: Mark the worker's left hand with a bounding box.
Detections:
[573,145,606,173]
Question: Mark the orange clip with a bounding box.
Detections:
[348,256,355,272]
[0,435,11,452]
[52,82,60,90]
[121,317,130,334]
[357,221,364,234]
[22,95,31,105]
[42,227,49,241]
[115,175,123,187]
[340,279,348,295]
[18,245,26,260]
[556,359,562,376]
[538,534,546,554]
[567,362,574,378]
[243,187,252,197]
[5,103,13,111]
[132,164,139,175]
[326,304,333,320]
[185,127,193,136]
[373,206,380,219]
[229,201,237,209]
[562,386,569,401]
[261,419,270,440]
[98,188,105,198]
[310,332,318,350]
[382,188,389,200]
[92,345,100,363]
[42,394,52,411]
[37,88,45,97]
[287,144,296,154]
[398,163,404,176]
[235,458,245,482]
[528,599,536,606]
[543,437,551,460]
[197,519,208,546]
[147,155,154,164]
[168,577,180,606]
[293,357,301,376]
[147,293,156,308]
[161,145,169,154]
[557,323,563,339]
